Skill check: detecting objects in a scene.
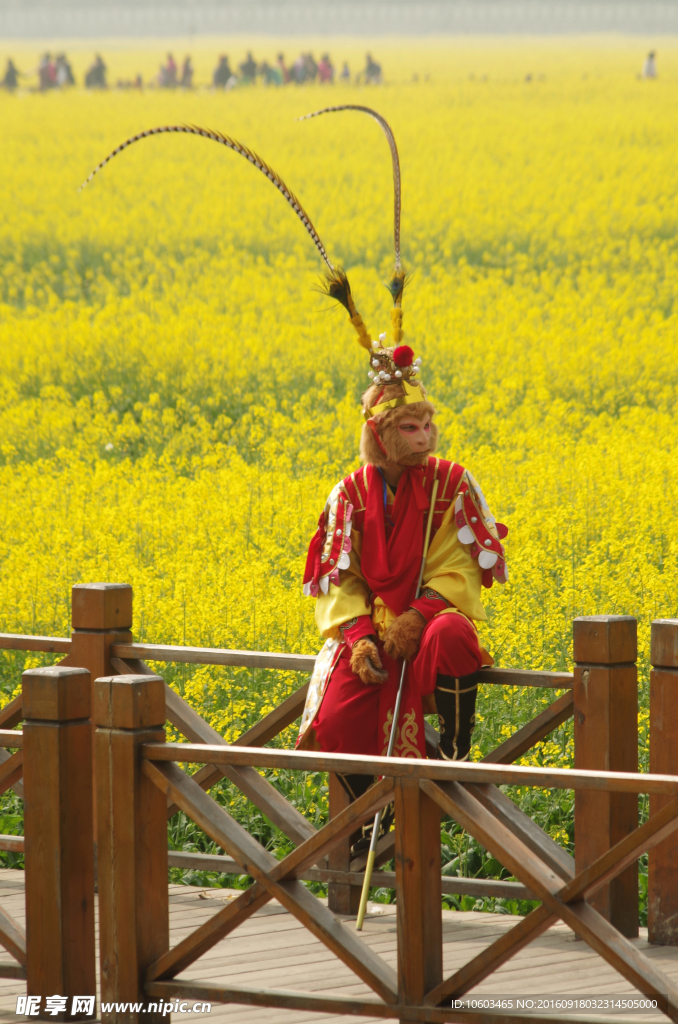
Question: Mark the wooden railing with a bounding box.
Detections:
[0,584,677,1018]
[0,582,591,912]
[102,670,678,1022]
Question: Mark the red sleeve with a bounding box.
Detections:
[410,588,449,623]
[339,615,375,650]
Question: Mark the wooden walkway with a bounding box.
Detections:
[1,871,678,1023]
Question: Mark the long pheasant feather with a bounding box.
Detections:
[297,105,402,271]
[80,124,333,271]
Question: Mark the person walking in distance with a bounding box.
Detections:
[2,59,20,91]
[180,56,194,88]
[212,55,232,88]
[276,53,290,83]
[642,51,657,79]
[318,53,334,83]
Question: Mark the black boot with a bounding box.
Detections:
[336,774,394,859]
[434,672,479,761]
[336,773,374,803]
[350,800,395,860]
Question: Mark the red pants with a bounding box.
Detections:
[313,612,482,758]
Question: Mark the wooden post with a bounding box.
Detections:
[69,583,133,835]
[394,778,442,1016]
[648,619,678,944]
[327,774,361,915]
[69,583,133,696]
[94,674,169,1023]
[23,666,96,1020]
[573,615,638,937]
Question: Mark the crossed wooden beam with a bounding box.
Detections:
[112,657,320,846]
[138,740,678,1020]
[112,656,678,1020]
[351,691,574,874]
[421,779,678,1013]
[112,656,574,879]
[142,759,399,1004]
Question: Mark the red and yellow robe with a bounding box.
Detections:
[298,456,508,756]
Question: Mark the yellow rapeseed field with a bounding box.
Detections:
[2,39,678,797]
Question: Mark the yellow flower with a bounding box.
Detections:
[0,41,675,772]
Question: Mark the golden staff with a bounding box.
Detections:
[356,476,440,931]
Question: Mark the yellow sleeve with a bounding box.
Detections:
[423,505,486,621]
[315,529,372,640]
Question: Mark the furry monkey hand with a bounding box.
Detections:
[350,638,389,685]
[383,608,426,660]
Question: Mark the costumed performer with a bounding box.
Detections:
[293,107,509,846]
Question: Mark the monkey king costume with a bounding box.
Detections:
[289,110,509,780]
[82,106,509,803]
[297,362,508,771]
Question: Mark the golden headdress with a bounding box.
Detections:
[80,112,428,420]
[299,105,427,420]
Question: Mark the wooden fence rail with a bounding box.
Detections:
[0,633,574,687]
[0,584,677,1020]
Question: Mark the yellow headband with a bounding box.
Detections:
[368,380,426,418]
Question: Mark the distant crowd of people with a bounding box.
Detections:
[212,51,381,88]
[1,49,382,92]
[2,52,76,90]
[1,51,103,90]
[0,48,664,93]
[155,53,194,88]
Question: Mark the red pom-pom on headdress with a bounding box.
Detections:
[393,345,414,367]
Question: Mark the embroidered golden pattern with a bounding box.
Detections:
[381,707,422,759]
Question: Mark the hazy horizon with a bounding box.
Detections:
[2,0,678,39]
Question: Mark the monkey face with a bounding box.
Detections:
[359,383,437,467]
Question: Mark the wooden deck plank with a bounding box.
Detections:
[166,892,670,1022]
[178,945,397,988]
[2,871,678,1022]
